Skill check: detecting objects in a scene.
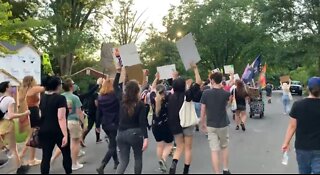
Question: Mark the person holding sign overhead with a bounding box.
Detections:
[167,63,201,174]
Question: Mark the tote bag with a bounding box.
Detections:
[231,90,237,111]
[179,99,199,128]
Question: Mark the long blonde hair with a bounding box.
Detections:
[19,76,37,100]
[99,78,114,95]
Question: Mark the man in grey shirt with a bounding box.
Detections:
[200,72,231,174]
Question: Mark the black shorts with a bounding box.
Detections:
[29,106,41,128]
[237,105,246,111]
[152,124,174,143]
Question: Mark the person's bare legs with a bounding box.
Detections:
[5,128,21,169]
[240,111,247,124]
[157,142,165,161]
[173,134,184,160]
[162,143,173,161]
[211,151,220,174]
[19,128,32,159]
[183,136,193,174]
[51,148,62,163]
[71,138,81,166]
[235,111,241,127]
[222,148,229,171]
[184,136,193,165]
[169,134,184,174]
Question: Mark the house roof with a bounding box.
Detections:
[0,41,40,55]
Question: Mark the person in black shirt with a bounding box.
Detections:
[82,83,102,144]
[150,73,174,173]
[266,82,273,104]
[282,77,320,174]
[232,80,249,131]
[38,76,72,174]
[116,80,148,174]
[168,63,201,174]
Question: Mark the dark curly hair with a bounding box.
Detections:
[123,80,140,117]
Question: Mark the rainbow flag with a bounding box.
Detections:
[259,64,267,88]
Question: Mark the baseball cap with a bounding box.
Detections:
[308,77,320,90]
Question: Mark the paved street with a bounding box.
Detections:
[1,92,301,174]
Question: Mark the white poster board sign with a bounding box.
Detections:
[113,43,141,67]
[176,33,201,70]
[224,65,234,74]
[230,74,240,81]
[212,68,221,73]
[157,64,176,80]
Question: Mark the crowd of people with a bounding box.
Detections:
[0,62,319,174]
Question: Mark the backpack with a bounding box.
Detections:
[0,96,8,120]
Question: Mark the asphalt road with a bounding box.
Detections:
[1,91,301,174]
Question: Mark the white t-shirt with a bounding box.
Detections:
[0,96,15,120]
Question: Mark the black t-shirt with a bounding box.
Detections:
[87,92,98,117]
[39,94,68,135]
[150,92,169,126]
[187,83,202,103]
[290,98,320,150]
[118,101,148,138]
[232,89,248,107]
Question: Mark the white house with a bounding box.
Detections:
[0,42,41,86]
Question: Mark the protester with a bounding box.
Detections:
[62,79,84,171]
[232,80,249,131]
[95,69,122,174]
[82,82,103,145]
[266,82,273,104]
[200,72,231,174]
[140,84,152,130]
[38,76,72,174]
[19,76,45,166]
[150,73,174,173]
[167,63,201,174]
[116,80,149,174]
[0,81,31,174]
[281,80,292,115]
[282,77,320,174]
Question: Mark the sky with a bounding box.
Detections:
[101,0,181,41]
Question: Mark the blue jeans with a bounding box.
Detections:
[282,95,290,113]
[296,150,320,174]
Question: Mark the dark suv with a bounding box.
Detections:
[290,81,303,96]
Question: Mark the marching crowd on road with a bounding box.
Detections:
[0,62,320,174]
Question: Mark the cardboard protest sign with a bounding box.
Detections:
[280,75,290,83]
[157,64,176,80]
[125,64,144,85]
[113,43,141,67]
[176,33,201,70]
[248,87,260,98]
[224,65,234,74]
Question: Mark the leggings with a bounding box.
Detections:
[39,132,72,174]
[101,127,119,165]
[83,116,100,142]
[116,128,143,174]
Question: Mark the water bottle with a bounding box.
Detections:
[282,151,289,165]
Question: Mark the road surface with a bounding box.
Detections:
[1,92,300,174]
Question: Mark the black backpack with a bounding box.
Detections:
[0,96,7,120]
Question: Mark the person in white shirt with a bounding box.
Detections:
[0,81,30,174]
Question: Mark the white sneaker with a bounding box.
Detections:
[72,163,84,171]
[78,150,86,157]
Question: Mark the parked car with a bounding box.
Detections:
[290,81,303,96]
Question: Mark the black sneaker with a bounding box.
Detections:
[114,162,119,170]
[169,162,177,174]
[0,159,9,169]
[236,125,240,130]
[16,165,30,174]
[240,123,246,131]
[223,170,231,174]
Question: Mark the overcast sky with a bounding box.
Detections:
[101,0,181,41]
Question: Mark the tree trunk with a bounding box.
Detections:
[59,53,74,76]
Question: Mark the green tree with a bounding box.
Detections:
[0,0,43,53]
